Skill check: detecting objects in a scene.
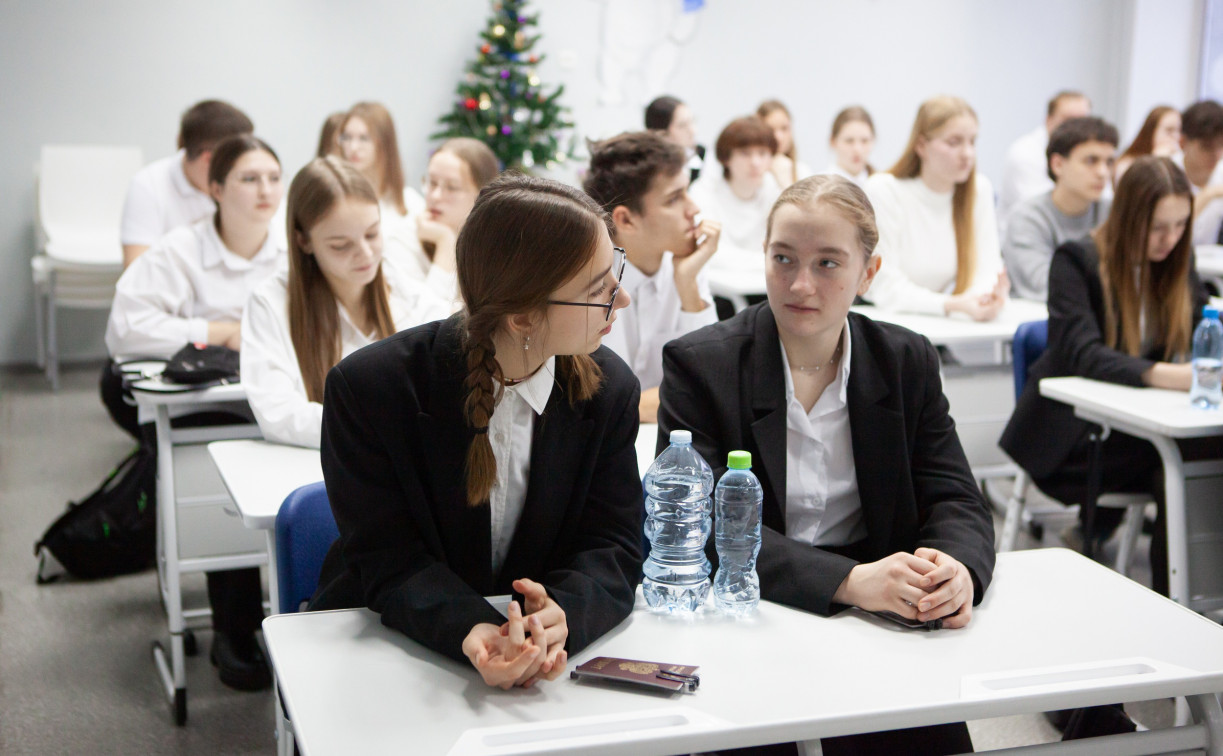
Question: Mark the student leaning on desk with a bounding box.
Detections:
[310,174,643,690]
[659,175,994,756]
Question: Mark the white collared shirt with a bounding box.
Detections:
[600,254,717,389]
[998,125,1052,229]
[240,254,456,448]
[823,163,870,190]
[120,150,216,247]
[105,217,284,358]
[780,321,866,547]
[1173,152,1223,246]
[379,201,461,304]
[488,356,555,575]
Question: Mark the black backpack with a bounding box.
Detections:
[34,443,157,582]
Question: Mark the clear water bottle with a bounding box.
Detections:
[642,429,714,613]
[713,451,763,616]
[1191,306,1223,410]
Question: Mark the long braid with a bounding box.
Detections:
[461,313,502,506]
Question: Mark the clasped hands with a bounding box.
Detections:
[461,578,569,689]
[836,547,975,629]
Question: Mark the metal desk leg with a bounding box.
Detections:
[265,530,281,616]
[1147,434,1189,607]
[1082,426,1104,561]
[150,405,188,725]
[1188,692,1223,756]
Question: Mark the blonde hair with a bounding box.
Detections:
[890,96,979,294]
[1095,156,1195,360]
[343,102,408,216]
[287,157,395,402]
[766,174,879,260]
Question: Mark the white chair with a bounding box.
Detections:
[32,145,143,389]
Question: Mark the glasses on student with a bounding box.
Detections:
[546,247,626,322]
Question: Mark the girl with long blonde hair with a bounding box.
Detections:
[864,96,1009,320]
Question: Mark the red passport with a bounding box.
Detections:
[570,656,700,692]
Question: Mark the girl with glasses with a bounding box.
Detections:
[311,173,640,690]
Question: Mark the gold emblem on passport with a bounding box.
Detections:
[619,661,660,675]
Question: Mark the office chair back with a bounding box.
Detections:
[37,145,143,265]
[275,482,338,614]
[1011,320,1049,401]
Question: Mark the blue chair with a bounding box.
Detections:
[274,481,337,614]
[999,321,1149,575]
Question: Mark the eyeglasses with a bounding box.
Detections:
[546,247,626,322]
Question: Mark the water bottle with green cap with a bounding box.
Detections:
[713,450,763,615]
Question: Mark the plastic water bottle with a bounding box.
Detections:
[642,430,714,613]
[1191,306,1223,410]
[713,451,763,616]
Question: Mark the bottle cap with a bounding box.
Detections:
[727,450,751,469]
[669,429,692,444]
[1206,306,1220,320]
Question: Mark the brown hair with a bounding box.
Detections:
[421,138,501,261]
[1094,156,1195,360]
[766,174,879,261]
[343,102,408,215]
[583,130,686,217]
[208,135,279,233]
[316,111,346,158]
[645,96,684,131]
[1047,90,1089,119]
[178,100,253,160]
[830,105,877,176]
[1120,106,1177,163]
[286,157,396,402]
[1046,116,1119,181]
[714,116,777,179]
[889,96,978,294]
[1181,100,1223,142]
[457,173,608,506]
[757,100,798,183]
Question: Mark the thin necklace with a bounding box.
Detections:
[794,345,842,373]
[502,361,546,387]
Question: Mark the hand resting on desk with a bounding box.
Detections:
[832,548,974,629]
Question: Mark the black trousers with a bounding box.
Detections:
[99,362,264,637]
[712,721,974,755]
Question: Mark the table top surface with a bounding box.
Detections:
[852,300,1047,345]
[207,440,322,529]
[1040,376,1223,438]
[264,549,1223,756]
[1197,244,1223,276]
[130,378,248,406]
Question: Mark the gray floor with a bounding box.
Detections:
[0,364,1172,754]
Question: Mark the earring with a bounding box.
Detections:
[523,335,531,352]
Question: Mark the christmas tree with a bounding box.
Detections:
[432,0,574,172]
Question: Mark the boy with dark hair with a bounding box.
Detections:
[120,100,254,266]
[999,91,1092,229]
[584,131,720,422]
[1178,100,1223,244]
[1004,116,1117,301]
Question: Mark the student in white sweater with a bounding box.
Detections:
[583,131,720,422]
[395,137,499,301]
[241,158,454,449]
[864,95,1008,320]
[104,135,285,692]
[688,116,781,276]
[758,99,814,190]
[823,106,876,190]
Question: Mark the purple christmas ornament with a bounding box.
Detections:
[500,69,510,79]
[501,125,513,135]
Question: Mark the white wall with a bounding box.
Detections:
[0,0,1199,365]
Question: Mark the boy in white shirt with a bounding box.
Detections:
[584,131,720,422]
[998,91,1091,231]
[120,100,253,267]
[1176,100,1223,245]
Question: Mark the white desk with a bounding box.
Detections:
[706,267,765,313]
[1040,377,1223,616]
[1198,244,1223,292]
[131,380,266,725]
[851,299,1048,355]
[264,549,1223,756]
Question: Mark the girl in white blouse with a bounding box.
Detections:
[825,106,876,189]
[241,158,454,448]
[758,99,813,189]
[864,96,1009,320]
[102,134,284,692]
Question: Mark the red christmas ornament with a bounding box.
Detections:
[529,54,538,63]
[465,98,478,110]
[481,43,491,54]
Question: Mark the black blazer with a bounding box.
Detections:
[310,316,644,664]
[657,304,995,617]
[1000,238,1208,480]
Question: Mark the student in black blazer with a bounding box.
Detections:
[1001,155,1208,594]
[658,175,994,756]
[311,174,643,690]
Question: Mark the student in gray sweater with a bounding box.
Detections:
[1003,117,1118,301]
